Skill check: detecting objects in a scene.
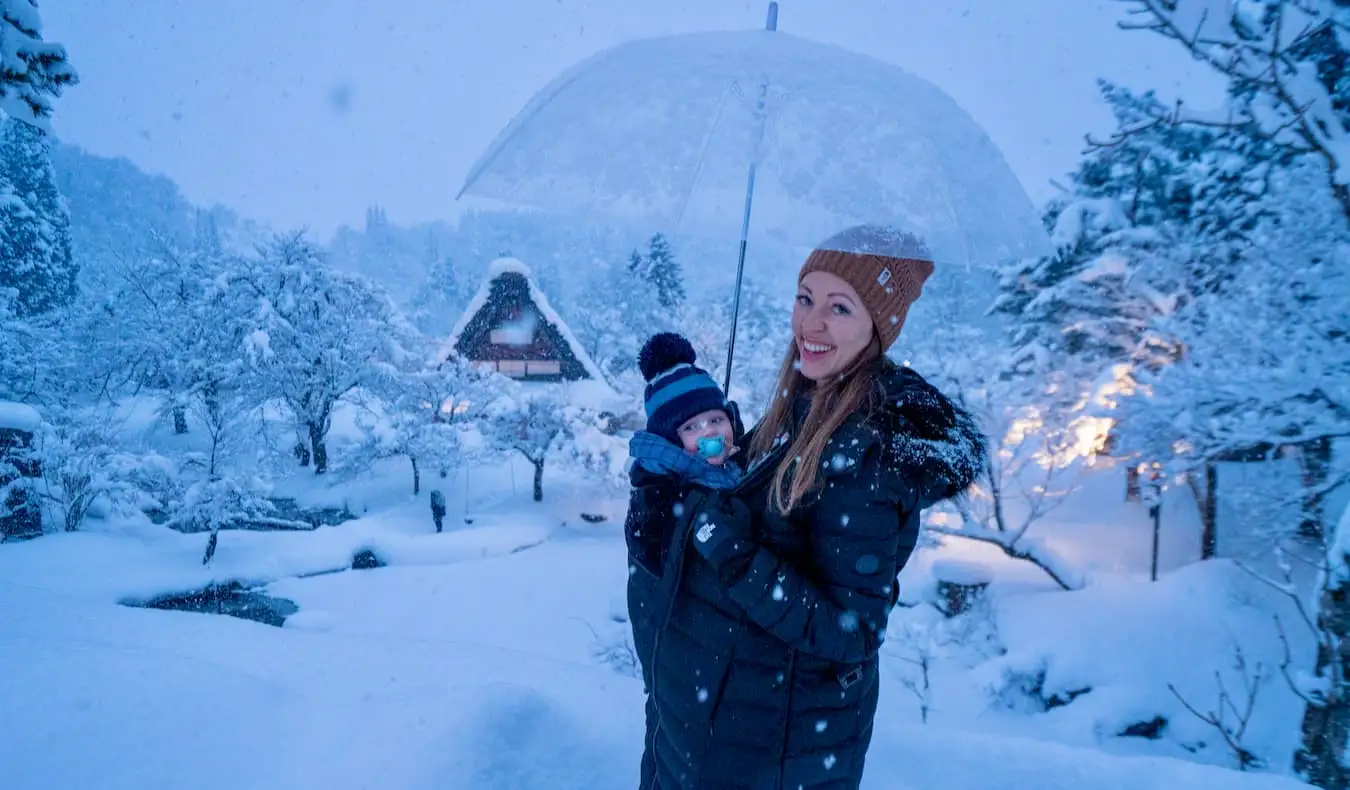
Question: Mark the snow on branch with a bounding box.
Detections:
[925,521,1085,591]
[1117,0,1350,215]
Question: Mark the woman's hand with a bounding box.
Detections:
[684,483,894,666]
[687,490,755,571]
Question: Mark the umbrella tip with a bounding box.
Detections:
[766,1,778,31]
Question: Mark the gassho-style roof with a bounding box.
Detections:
[438,257,617,407]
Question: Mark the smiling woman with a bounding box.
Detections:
[632,224,987,790]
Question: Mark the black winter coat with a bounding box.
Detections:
[625,359,985,790]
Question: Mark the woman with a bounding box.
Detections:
[627,224,987,790]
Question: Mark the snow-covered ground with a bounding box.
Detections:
[0,454,1321,789]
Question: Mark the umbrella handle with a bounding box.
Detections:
[723,234,750,395]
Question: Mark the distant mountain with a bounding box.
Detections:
[47,140,271,291]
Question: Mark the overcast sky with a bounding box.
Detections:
[40,0,1227,240]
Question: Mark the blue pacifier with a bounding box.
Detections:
[697,435,726,459]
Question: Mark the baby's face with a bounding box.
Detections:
[677,409,735,465]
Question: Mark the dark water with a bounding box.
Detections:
[126,581,298,627]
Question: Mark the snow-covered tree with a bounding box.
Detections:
[0,1,77,127]
[568,252,668,379]
[677,276,792,422]
[1301,506,1350,789]
[235,231,416,474]
[351,353,507,495]
[84,235,250,435]
[642,232,685,309]
[913,323,1089,591]
[1120,0,1350,220]
[992,83,1214,418]
[407,253,470,337]
[0,290,48,402]
[484,385,570,503]
[1067,66,1350,785]
[0,116,76,316]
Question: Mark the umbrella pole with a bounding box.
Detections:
[722,1,779,396]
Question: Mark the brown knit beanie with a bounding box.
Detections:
[797,224,935,351]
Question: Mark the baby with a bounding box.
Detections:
[627,332,743,483]
[625,332,743,698]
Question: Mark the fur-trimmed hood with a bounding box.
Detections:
[870,359,986,506]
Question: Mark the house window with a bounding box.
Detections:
[497,360,527,377]
[471,360,497,371]
[490,311,539,346]
[525,360,561,377]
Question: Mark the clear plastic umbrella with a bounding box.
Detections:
[458,3,1051,388]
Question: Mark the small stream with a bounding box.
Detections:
[122,548,389,627]
[127,581,298,627]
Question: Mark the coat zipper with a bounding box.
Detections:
[647,490,705,787]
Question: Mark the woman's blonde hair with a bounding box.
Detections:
[747,333,885,515]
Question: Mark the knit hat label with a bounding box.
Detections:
[877,267,892,286]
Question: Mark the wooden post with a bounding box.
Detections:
[1201,462,1217,559]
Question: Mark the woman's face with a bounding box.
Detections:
[792,271,875,381]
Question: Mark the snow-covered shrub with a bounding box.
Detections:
[31,418,123,532]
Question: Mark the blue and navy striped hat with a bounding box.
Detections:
[638,333,728,445]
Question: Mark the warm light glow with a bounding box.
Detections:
[440,398,472,415]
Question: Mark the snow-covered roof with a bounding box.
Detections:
[0,401,41,433]
[439,257,610,388]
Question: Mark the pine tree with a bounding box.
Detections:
[1121,0,1350,221]
[408,254,465,336]
[992,82,1214,411]
[0,1,78,126]
[644,232,685,308]
[0,116,76,316]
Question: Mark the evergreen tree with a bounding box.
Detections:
[644,232,685,308]
[407,254,466,336]
[0,1,77,126]
[0,116,76,316]
[1122,0,1350,221]
[991,82,1215,410]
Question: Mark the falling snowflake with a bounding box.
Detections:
[673,502,685,517]
[772,584,785,601]
[840,514,850,527]
[829,453,852,471]
[823,754,837,770]
[697,687,709,703]
[815,720,828,733]
[889,315,898,325]
[838,611,859,632]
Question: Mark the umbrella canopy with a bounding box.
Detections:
[458,26,1051,267]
